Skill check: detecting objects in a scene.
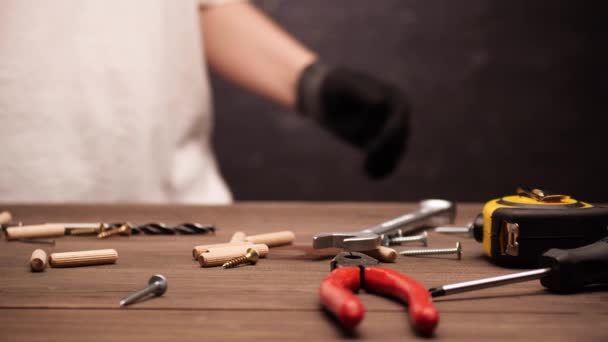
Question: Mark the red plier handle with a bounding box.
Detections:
[320,266,439,335]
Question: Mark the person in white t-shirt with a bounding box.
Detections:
[0,0,410,204]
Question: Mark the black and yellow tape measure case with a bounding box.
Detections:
[478,195,608,267]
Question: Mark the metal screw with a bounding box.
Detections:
[98,224,131,239]
[399,241,462,259]
[434,225,474,237]
[389,231,428,246]
[119,274,167,307]
[222,248,260,269]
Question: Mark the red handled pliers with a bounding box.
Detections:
[320,252,439,335]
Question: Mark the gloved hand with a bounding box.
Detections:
[296,61,410,179]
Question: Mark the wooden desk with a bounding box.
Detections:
[0,203,606,341]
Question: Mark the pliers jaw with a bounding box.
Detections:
[320,252,439,336]
[330,251,379,271]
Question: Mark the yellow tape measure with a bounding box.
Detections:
[474,188,608,267]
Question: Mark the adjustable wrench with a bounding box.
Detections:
[313,199,455,252]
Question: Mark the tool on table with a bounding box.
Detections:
[361,246,398,262]
[192,230,295,259]
[97,222,216,235]
[3,222,215,240]
[3,223,109,239]
[433,214,484,237]
[389,231,428,246]
[320,252,439,335]
[59,223,108,235]
[58,222,214,236]
[97,224,131,239]
[400,242,462,259]
[0,211,12,225]
[436,187,608,267]
[198,244,269,267]
[313,199,455,252]
[193,241,251,259]
[243,230,295,247]
[120,274,167,307]
[121,222,215,235]
[361,230,414,262]
[429,237,608,297]
[49,249,118,268]
[222,247,260,269]
[30,249,48,272]
[173,223,215,235]
[5,223,106,240]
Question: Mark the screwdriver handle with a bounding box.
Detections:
[540,236,608,293]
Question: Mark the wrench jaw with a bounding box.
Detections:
[342,233,381,252]
[420,199,457,227]
[313,232,381,251]
[313,199,456,251]
[313,232,359,249]
[375,200,455,247]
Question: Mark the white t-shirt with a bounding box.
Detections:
[0,0,234,204]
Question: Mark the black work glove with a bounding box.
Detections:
[296,61,410,179]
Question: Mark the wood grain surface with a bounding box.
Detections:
[0,202,606,341]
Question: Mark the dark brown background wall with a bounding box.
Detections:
[211,0,607,202]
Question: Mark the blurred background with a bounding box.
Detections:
[212,0,607,202]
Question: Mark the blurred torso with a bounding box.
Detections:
[0,0,231,203]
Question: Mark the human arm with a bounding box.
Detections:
[200,1,315,108]
[199,2,410,178]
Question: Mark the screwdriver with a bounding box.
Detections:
[429,236,608,297]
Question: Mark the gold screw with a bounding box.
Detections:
[222,248,260,269]
[97,224,131,239]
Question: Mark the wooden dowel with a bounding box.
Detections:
[5,224,65,241]
[205,244,269,257]
[49,249,118,268]
[244,230,295,247]
[192,230,295,259]
[0,211,12,224]
[230,231,247,243]
[362,246,398,263]
[198,244,269,268]
[192,241,253,259]
[30,249,48,272]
